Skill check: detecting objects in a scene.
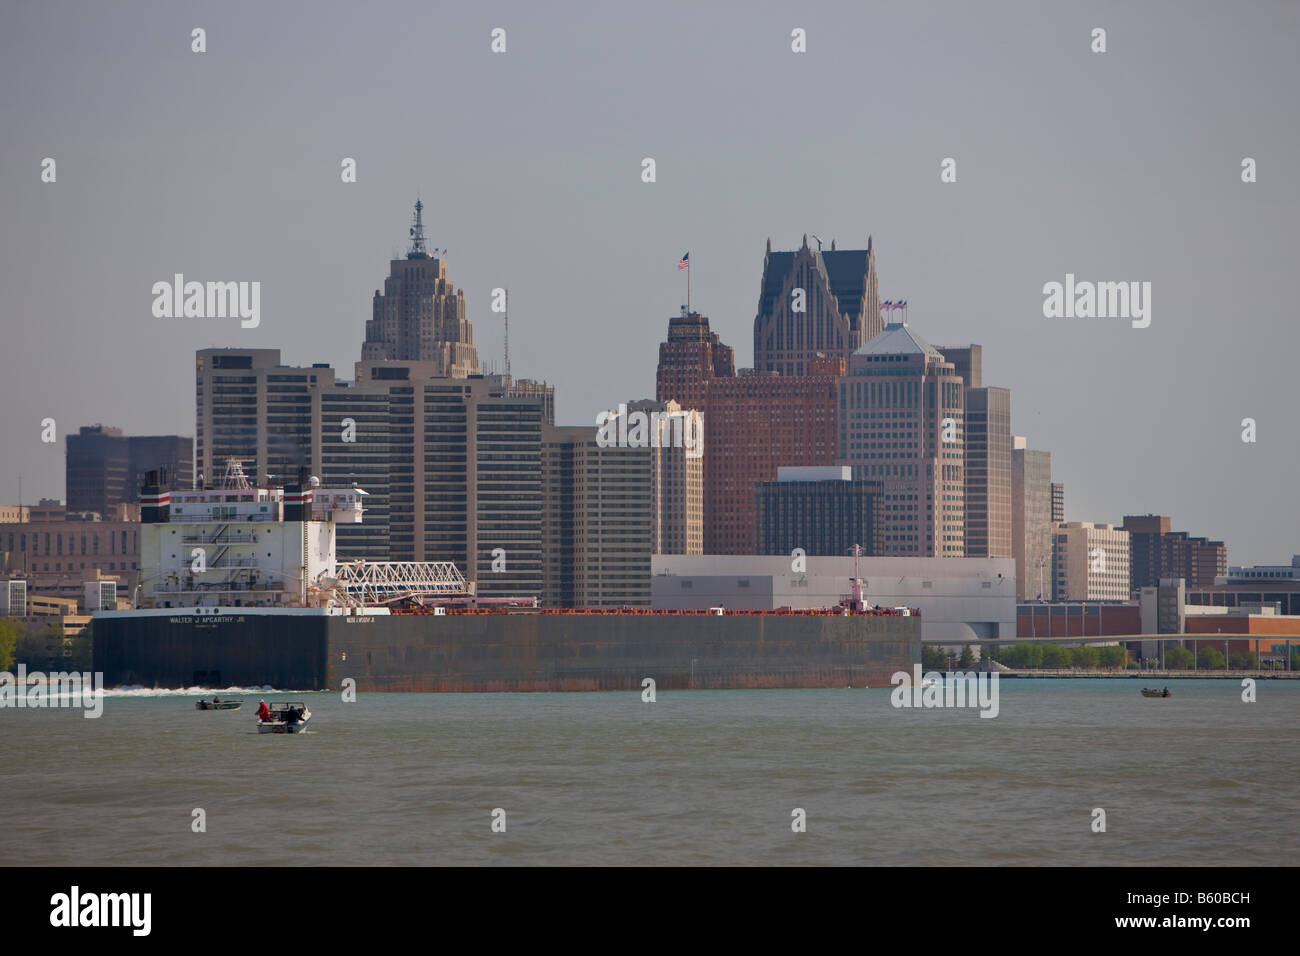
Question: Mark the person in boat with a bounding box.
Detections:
[257,699,270,721]
[1162,687,1170,697]
[213,696,220,704]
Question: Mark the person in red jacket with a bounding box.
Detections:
[256,699,270,721]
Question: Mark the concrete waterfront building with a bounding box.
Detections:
[360,200,480,375]
[1012,437,1053,601]
[839,321,965,556]
[753,235,881,376]
[1219,556,1300,584]
[1052,522,1131,602]
[542,401,702,608]
[1139,577,1187,634]
[0,517,138,599]
[755,466,883,557]
[961,386,1012,559]
[1120,514,1227,595]
[1186,556,1300,616]
[66,426,193,514]
[651,553,1016,642]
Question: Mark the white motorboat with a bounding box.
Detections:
[257,702,312,734]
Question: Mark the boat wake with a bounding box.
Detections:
[100,685,289,698]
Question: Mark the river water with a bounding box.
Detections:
[4,679,1294,865]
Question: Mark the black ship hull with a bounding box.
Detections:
[93,608,920,692]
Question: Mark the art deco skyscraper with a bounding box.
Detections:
[360,200,480,376]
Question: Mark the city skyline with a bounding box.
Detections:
[3,2,1298,565]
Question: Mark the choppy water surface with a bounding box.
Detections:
[4,680,1295,865]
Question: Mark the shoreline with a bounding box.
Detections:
[997,669,1297,679]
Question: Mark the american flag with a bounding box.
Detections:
[678,252,689,270]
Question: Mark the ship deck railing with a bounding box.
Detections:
[164,514,278,523]
[151,582,287,594]
[391,605,919,617]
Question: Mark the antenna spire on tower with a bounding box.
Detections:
[504,287,511,381]
[407,198,428,258]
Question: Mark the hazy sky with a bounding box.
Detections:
[2,1,1297,565]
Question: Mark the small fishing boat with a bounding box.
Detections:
[257,702,312,733]
[1140,688,1171,698]
[195,698,242,710]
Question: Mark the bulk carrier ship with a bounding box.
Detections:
[93,463,919,691]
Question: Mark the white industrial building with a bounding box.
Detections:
[651,554,1016,642]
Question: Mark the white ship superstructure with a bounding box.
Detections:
[139,460,367,609]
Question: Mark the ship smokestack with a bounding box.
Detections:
[283,466,313,522]
[140,469,170,524]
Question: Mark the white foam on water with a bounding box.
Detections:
[101,685,281,698]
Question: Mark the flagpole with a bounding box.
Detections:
[687,256,692,314]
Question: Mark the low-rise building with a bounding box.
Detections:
[650,554,1015,642]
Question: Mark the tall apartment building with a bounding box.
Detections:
[342,367,544,597]
[360,200,480,375]
[541,426,651,608]
[755,466,882,557]
[197,349,546,595]
[318,374,393,562]
[632,400,704,556]
[839,321,965,556]
[961,386,1012,559]
[1012,437,1053,601]
[1051,483,1065,524]
[655,308,735,411]
[934,344,1011,559]
[541,401,701,608]
[504,378,556,427]
[66,426,193,513]
[1119,514,1227,594]
[753,235,881,376]
[195,349,335,487]
[1052,522,1131,602]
